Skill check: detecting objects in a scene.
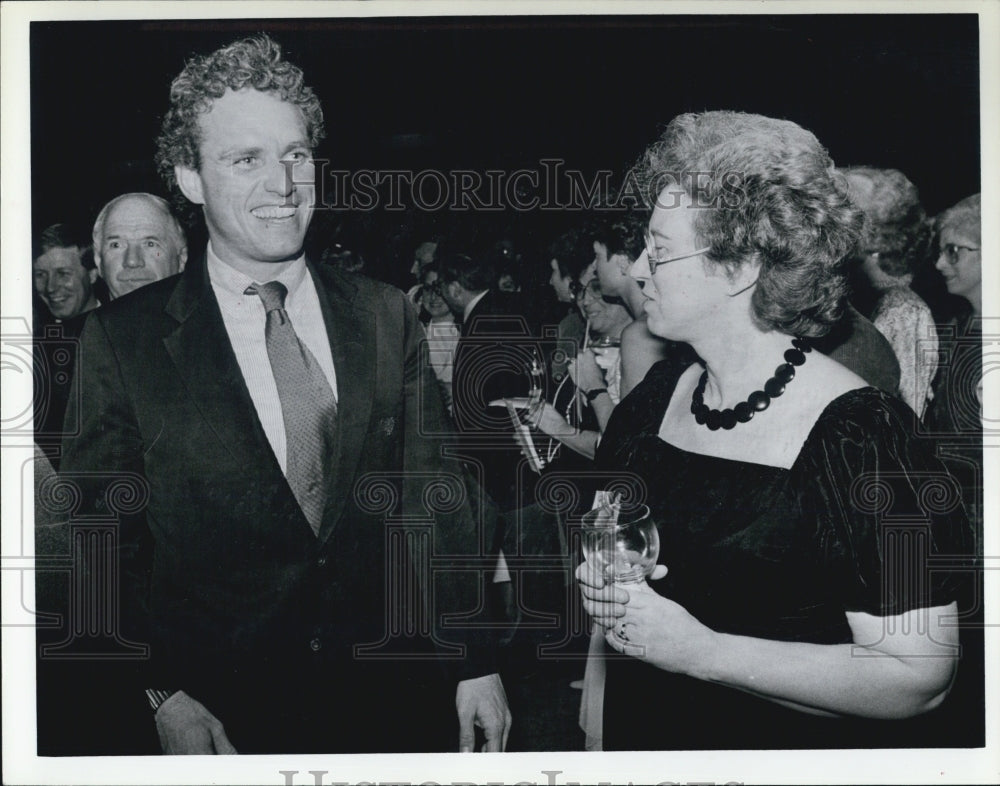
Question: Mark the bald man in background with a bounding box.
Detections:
[93,192,188,299]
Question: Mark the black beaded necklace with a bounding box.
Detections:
[691,338,811,430]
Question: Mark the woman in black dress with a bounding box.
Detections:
[578,111,973,750]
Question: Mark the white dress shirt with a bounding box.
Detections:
[207,244,338,474]
[424,316,460,386]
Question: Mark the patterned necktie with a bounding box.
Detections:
[246,281,337,535]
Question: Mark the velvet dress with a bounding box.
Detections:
[594,357,975,750]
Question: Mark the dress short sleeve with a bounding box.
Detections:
[797,388,974,617]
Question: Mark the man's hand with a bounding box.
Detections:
[455,673,511,752]
[154,691,237,754]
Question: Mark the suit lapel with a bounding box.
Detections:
[160,255,376,542]
[161,255,294,501]
[308,261,376,544]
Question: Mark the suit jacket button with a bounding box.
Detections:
[309,637,322,652]
[317,555,327,568]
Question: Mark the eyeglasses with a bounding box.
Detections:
[422,279,445,296]
[572,278,603,301]
[644,230,711,274]
[939,243,980,266]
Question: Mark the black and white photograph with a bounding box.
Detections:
[2,2,996,784]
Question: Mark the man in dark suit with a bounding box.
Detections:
[438,250,541,517]
[33,224,108,471]
[59,34,508,755]
[437,251,569,655]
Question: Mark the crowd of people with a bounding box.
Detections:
[31,33,984,756]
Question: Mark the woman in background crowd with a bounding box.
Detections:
[530,268,632,460]
[926,193,983,433]
[840,167,938,417]
[924,193,983,542]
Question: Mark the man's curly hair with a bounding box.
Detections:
[155,34,325,197]
[630,111,864,338]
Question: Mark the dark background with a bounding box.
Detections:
[30,14,980,288]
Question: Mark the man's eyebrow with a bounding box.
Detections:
[217,146,264,161]
[281,140,312,156]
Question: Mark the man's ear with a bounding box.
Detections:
[612,253,631,275]
[177,245,189,273]
[87,268,99,285]
[175,166,205,205]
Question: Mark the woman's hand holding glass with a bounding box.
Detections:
[590,345,620,375]
[577,501,716,667]
[579,504,658,642]
[587,569,719,673]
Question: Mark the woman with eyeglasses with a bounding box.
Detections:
[577,111,973,750]
[924,193,983,496]
[838,167,939,419]
[529,266,633,461]
[929,194,983,433]
[932,194,982,319]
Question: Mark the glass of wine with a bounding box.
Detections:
[580,500,659,586]
[587,334,622,350]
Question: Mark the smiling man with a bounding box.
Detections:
[32,223,99,320]
[32,223,101,472]
[92,193,188,299]
[60,34,508,756]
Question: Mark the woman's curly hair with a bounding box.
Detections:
[840,166,931,278]
[155,34,325,196]
[631,111,864,338]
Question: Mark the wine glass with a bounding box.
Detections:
[580,501,659,586]
[586,334,622,349]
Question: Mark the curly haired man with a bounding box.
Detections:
[61,34,509,755]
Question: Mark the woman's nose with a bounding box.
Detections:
[629,251,650,288]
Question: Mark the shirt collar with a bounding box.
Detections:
[464,289,490,323]
[206,241,308,307]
